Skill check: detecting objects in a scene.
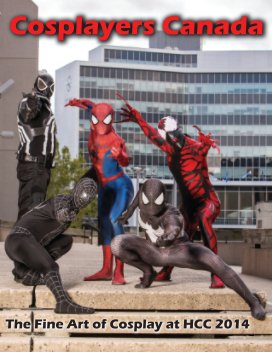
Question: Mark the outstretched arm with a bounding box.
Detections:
[65,98,94,110]
[156,207,185,247]
[117,93,172,154]
[192,125,220,156]
[118,190,140,224]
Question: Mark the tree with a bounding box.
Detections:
[47,144,97,228]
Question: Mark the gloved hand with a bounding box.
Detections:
[56,208,77,223]
[117,213,129,225]
[156,232,176,247]
[25,92,42,112]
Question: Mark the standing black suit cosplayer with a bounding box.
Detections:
[112,179,266,320]
[5,178,97,314]
[17,72,56,219]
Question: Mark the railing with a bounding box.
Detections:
[215,214,256,226]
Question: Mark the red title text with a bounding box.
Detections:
[10,15,264,42]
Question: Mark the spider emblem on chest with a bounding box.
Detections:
[138,213,164,243]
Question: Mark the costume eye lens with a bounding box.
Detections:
[103,114,112,125]
[158,128,166,140]
[50,83,55,93]
[37,77,47,91]
[155,192,164,205]
[91,115,99,125]
[142,192,149,205]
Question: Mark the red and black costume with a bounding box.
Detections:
[118,95,223,288]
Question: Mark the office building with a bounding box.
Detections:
[55,34,272,228]
[0,0,38,222]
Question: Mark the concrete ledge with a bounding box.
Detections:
[35,284,266,311]
[0,287,33,309]
[0,337,30,352]
[32,337,272,352]
[218,241,245,266]
[242,247,272,279]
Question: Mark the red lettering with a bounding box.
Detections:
[99,21,116,41]
[28,20,44,35]
[58,20,75,41]
[163,16,180,35]
[214,21,229,35]
[131,20,143,35]
[231,16,247,35]
[10,15,27,35]
[142,20,155,35]
[76,16,83,35]
[9,15,264,41]
[197,20,213,35]
[84,21,98,35]
[180,21,195,35]
[116,20,131,35]
[45,20,57,35]
[248,20,263,35]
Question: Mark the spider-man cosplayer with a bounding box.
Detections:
[65,98,134,284]
[5,178,97,314]
[118,94,223,288]
[112,179,266,321]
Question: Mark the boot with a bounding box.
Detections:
[45,270,95,314]
[250,293,266,320]
[155,266,174,281]
[136,268,157,289]
[112,258,126,285]
[84,245,113,281]
[210,273,225,289]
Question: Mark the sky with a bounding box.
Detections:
[32,0,272,77]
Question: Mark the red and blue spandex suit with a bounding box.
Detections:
[66,99,133,285]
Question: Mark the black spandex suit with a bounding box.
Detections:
[112,179,266,321]
[5,178,97,314]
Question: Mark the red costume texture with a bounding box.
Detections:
[118,94,224,288]
[65,98,133,285]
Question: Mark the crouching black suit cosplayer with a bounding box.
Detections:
[112,179,266,321]
[5,178,97,314]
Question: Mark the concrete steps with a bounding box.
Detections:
[1,336,272,352]
[0,283,266,311]
[1,243,271,351]
[35,286,264,311]
[0,337,30,352]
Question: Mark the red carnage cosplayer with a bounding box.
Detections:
[65,98,133,285]
[118,94,223,288]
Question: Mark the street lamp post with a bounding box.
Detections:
[133,167,143,237]
[0,131,15,138]
[0,79,15,99]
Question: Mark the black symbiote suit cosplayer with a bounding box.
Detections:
[17,72,56,219]
[5,178,97,314]
[112,179,266,320]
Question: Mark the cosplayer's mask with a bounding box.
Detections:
[34,73,55,98]
[139,179,166,217]
[90,103,115,135]
[71,178,97,210]
[158,116,185,150]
